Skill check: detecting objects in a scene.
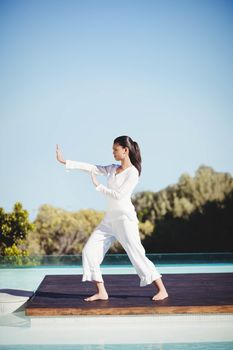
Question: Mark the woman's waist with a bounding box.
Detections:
[106,197,134,208]
[104,208,139,223]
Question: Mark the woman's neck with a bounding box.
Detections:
[120,158,133,169]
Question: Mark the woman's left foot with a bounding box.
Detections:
[84,292,109,301]
[152,290,168,301]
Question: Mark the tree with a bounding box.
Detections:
[28,205,105,255]
[0,202,34,257]
[132,165,233,252]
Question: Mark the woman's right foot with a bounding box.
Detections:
[84,292,109,301]
[152,290,168,301]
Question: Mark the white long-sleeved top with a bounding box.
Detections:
[65,160,139,222]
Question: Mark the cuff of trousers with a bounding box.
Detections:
[140,273,162,287]
[82,272,104,283]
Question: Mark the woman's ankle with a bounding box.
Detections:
[95,281,108,294]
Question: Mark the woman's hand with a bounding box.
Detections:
[56,144,66,164]
[91,170,100,188]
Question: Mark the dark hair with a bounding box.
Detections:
[113,135,142,176]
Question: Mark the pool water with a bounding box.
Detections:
[0,343,233,349]
[1,263,233,291]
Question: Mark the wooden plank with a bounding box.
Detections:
[25,273,233,316]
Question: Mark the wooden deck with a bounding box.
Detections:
[25,273,233,316]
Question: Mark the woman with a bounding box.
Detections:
[56,135,168,302]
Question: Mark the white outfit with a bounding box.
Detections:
[65,160,162,287]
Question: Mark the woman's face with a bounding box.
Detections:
[112,143,128,161]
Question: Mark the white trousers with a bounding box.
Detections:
[81,214,162,287]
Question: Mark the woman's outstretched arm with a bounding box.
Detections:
[56,144,113,176]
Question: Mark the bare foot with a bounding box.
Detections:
[84,292,109,301]
[152,290,168,301]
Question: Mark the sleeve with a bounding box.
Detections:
[95,170,139,200]
[65,160,113,176]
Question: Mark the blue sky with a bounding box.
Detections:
[0,0,232,222]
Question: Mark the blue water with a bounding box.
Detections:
[1,263,233,291]
[0,342,233,349]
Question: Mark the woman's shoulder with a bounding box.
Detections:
[125,164,139,177]
[131,165,139,176]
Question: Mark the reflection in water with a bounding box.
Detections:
[0,310,30,327]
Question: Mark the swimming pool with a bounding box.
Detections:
[1,263,233,291]
[0,254,233,349]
